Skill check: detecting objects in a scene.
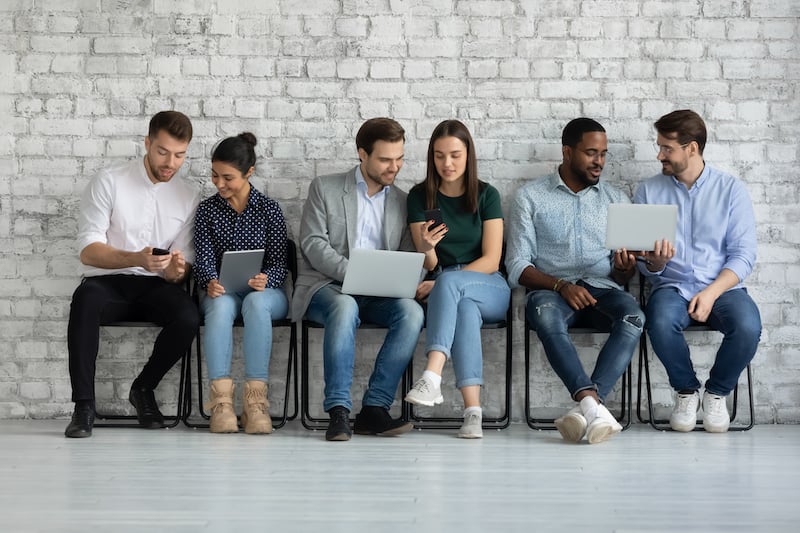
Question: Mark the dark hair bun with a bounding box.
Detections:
[238,132,257,147]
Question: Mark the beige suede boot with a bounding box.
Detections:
[241,381,272,434]
[204,378,238,433]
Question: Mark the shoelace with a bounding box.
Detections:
[465,412,481,424]
[705,396,725,416]
[245,390,268,414]
[675,394,696,414]
[413,379,431,393]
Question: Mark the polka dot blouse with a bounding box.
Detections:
[193,186,288,291]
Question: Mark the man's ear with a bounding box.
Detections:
[357,147,367,163]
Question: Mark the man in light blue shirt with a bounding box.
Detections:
[506,118,645,444]
[635,109,761,433]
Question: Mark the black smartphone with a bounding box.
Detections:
[152,247,170,256]
[424,208,444,231]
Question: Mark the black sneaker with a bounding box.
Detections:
[325,406,351,441]
[354,405,413,436]
[128,386,166,429]
[64,404,95,438]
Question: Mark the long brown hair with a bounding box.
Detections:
[420,119,481,213]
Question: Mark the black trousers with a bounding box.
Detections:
[67,275,199,402]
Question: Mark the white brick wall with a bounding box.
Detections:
[2,1,798,423]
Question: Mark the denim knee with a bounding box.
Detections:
[324,294,360,329]
[395,298,424,333]
[526,300,569,334]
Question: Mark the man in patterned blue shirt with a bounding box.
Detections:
[506,118,644,444]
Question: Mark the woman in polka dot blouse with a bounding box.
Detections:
[193,132,288,434]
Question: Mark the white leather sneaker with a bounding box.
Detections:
[669,391,700,432]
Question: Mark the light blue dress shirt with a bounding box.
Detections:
[354,166,388,250]
[506,172,631,290]
[633,164,757,301]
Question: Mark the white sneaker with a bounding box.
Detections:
[458,411,483,439]
[702,391,730,433]
[404,376,443,407]
[554,406,587,443]
[669,391,700,432]
[583,400,623,444]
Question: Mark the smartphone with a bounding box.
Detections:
[152,247,170,256]
[424,208,444,231]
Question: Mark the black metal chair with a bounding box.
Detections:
[94,279,193,429]
[523,287,634,431]
[405,306,513,430]
[182,239,299,430]
[635,274,754,431]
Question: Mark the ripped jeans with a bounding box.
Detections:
[526,281,644,401]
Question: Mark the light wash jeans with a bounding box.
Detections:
[424,268,511,389]
[645,287,761,396]
[526,281,644,401]
[306,284,424,412]
[201,288,288,381]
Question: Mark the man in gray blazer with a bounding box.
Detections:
[292,118,424,441]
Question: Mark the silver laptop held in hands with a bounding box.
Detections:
[341,249,425,299]
[605,204,678,251]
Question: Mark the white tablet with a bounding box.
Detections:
[605,204,678,251]
[218,249,265,294]
[341,249,425,299]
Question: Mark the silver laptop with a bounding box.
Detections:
[218,249,265,294]
[341,249,425,299]
[605,204,678,251]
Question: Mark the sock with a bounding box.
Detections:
[579,396,599,418]
[463,406,482,417]
[422,370,442,388]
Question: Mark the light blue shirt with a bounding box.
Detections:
[506,172,631,290]
[354,166,388,250]
[633,164,757,300]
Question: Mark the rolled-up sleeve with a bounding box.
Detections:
[505,192,537,289]
[76,170,113,254]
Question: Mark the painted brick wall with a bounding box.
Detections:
[1,0,798,423]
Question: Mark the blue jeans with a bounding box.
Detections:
[645,287,761,396]
[201,288,288,381]
[306,284,424,412]
[425,269,511,389]
[526,281,644,401]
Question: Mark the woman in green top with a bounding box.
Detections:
[403,119,511,439]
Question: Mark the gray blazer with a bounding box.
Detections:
[290,166,414,321]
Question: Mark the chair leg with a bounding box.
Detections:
[95,349,187,429]
[272,324,297,429]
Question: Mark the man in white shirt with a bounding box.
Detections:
[65,111,201,438]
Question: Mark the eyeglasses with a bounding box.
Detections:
[654,142,690,155]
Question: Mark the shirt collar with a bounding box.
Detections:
[355,166,389,197]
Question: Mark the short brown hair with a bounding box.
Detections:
[355,117,405,155]
[148,110,193,143]
[655,109,707,155]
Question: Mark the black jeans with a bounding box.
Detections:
[67,275,199,402]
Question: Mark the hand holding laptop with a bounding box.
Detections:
[637,239,675,272]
